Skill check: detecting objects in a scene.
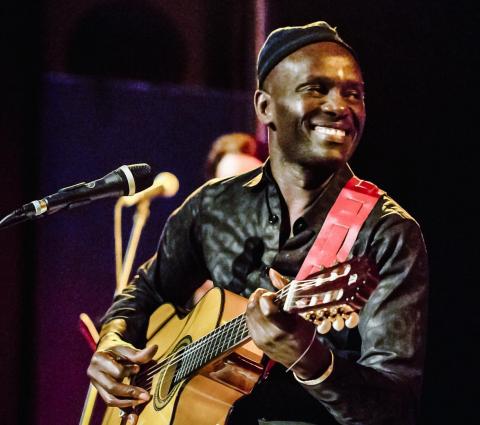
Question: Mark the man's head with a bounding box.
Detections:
[257,21,356,90]
[255,22,365,173]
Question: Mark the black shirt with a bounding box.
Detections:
[101,162,429,424]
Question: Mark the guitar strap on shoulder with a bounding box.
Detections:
[296,176,384,280]
[263,176,383,380]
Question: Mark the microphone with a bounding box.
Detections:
[120,172,179,207]
[0,163,153,229]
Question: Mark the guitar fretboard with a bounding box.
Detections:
[173,313,249,384]
[133,257,370,393]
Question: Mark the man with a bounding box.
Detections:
[88,21,428,425]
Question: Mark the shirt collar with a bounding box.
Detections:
[243,159,272,189]
[243,158,354,191]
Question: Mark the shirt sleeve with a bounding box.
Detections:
[300,214,429,425]
[99,186,210,348]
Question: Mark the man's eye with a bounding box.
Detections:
[305,86,326,94]
[345,90,363,100]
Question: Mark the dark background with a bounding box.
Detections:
[0,0,476,424]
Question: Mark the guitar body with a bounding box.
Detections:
[98,257,377,425]
[101,287,264,425]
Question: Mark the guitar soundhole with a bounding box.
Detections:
[153,335,192,410]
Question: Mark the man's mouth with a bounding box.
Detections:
[313,125,347,138]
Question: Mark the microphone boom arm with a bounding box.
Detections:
[113,172,179,294]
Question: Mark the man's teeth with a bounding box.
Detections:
[314,126,346,137]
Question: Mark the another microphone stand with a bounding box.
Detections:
[115,197,152,295]
[79,197,152,425]
[79,172,179,425]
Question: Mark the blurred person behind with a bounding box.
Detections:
[205,132,263,180]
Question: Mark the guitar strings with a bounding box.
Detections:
[132,260,366,391]
[134,280,307,383]
[134,312,250,387]
[134,285,289,381]
[137,276,345,387]
[134,276,340,389]
[133,277,326,387]
[137,326,252,390]
[137,319,253,392]
[134,275,340,387]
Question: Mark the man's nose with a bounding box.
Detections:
[321,90,347,116]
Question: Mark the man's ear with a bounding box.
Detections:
[254,89,274,127]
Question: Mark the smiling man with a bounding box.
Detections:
[88,22,428,425]
[258,42,364,169]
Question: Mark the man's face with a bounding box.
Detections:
[262,42,365,171]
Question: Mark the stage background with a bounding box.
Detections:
[0,1,476,424]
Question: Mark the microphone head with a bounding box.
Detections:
[120,171,179,206]
[116,163,153,195]
[127,163,153,192]
[153,172,180,198]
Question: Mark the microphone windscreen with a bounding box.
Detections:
[153,172,179,198]
[120,171,179,206]
[127,163,153,192]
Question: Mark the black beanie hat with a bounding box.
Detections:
[257,21,357,88]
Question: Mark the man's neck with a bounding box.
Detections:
[270,156,335,225]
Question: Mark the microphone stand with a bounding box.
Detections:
[79,172,179,425]
[116,199,151,295]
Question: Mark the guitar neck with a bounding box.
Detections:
[174,313,251,383]
[174,285,294,383]
[166,256,375,386]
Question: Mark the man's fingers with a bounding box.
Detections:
[91,372,150,406]
[258,292,280,317]
[94,370,150,400]
[95,384,141,408]
[248,289,296,333]
[92,351,140,379]
[121,363,142,377]
[248,288,285,319]
[115,344,158,364]
[269,268,289,290]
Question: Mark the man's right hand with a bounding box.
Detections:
[87,344,158,409]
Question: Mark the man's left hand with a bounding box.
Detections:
[245,269,331,380]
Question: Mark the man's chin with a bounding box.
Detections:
[300,155,346,173]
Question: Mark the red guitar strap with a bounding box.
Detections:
[296,176,384,279]
[263,176,383,379]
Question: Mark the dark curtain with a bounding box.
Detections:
[0,1,476,424]
[0,1,41,424]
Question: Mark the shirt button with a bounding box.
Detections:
[293,220,306,234]
[268,214,278,224]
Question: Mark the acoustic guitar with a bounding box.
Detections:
[100,256,378,425]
